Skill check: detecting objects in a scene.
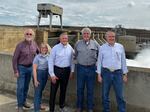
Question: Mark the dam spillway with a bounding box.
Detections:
[0,25,150,112]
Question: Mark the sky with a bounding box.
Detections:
[0,0,150,29]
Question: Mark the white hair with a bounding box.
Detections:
[81,27,92,34]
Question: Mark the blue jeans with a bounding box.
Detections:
[34,69,48,112]
[101,68,126,112]
[17,65,32,107]
[76,64,96,110]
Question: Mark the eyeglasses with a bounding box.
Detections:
[26,33,32,36]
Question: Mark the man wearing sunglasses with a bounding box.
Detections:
[12,28,39,112]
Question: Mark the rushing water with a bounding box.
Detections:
[127,48,150,68]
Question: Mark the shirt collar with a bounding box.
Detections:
[24,40,33,45]
[39,53,49,57]
[59,43,68,48]
[106,42,116,47]
[83,39,91,45]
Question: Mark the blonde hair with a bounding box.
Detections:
[40,42,51,54]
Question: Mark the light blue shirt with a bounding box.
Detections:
[33,54,49,70]
[97,42,128,74]
[48,43,74,77]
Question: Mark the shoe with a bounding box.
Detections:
[60,107,68,112]
[17,107,23,112]
[23,102,31,108]
[40,105,46,110]
[88,110,93,112]
[76,108,82,112]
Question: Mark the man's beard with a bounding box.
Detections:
[25,37,32,41]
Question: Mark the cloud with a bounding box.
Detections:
[127,1,135,7]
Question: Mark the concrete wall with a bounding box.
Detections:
[1,52,150,111]
[0,26,38,53]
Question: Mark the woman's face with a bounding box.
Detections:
[40,45,48,54]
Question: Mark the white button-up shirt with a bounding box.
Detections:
[97,42,128,74]
[48,43,74,77]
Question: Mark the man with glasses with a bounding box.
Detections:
[12,28,39,112]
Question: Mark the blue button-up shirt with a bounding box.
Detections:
[97,42,128,74]
[48,43,74,77]
[33,54,49,70]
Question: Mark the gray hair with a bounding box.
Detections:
[81,27,92,34]
[105,31,115,38]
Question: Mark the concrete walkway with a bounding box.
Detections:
[0,91,76,112]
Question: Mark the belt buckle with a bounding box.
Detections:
[109,68,115,72]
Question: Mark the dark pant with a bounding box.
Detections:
[34,69,48,112]
[101,68,126,112]
[76,64,96,110]
[49,66,70,112]
[17,65,32,107]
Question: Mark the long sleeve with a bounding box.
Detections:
[48,48,56,77]
[96,47,102,75]
[121,46,128,74]
[71,48,75,72]
[12,44,20,74]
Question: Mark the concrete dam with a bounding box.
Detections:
[0,25,150,112]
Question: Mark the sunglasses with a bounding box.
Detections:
[26,33,32,36]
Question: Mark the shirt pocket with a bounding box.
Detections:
[115,50,122,61]
[21,47,29,56]
[30,47,37,55]
[90,47,98,59]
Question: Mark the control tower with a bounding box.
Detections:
[37,3,63,29]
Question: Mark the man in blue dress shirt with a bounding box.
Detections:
[97,31,128,112]
[48,32,74,112]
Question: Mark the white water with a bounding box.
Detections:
[127,48,150,68]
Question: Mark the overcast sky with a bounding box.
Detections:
[0,0,150,29]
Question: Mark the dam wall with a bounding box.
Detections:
[1,25,150,54]
[1,52,150,112]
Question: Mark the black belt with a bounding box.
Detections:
[19,64,32,67]
[79,64,95,67]
[54,65,70,70]
[103,67,121,72]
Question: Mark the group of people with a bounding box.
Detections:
[12,27,128,112]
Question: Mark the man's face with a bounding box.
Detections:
[24,29,34,41]
[106,32,116,45]
[82,31,91,41]
[60,34,68,45]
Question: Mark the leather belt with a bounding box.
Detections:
[19,64,32,67]
[79,64,95,67]
[54,65,70,69]
[103,67,121,72]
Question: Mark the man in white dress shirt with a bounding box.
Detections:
[97,31,128,112]
[48,32,74,112]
